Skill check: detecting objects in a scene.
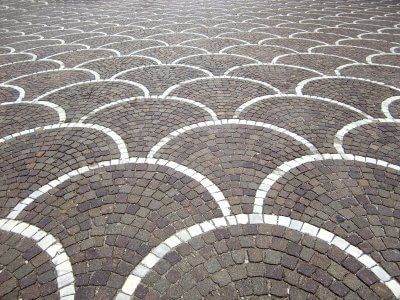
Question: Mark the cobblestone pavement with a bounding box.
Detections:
[0,0,400,299]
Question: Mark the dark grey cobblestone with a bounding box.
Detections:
[0,0,399,298]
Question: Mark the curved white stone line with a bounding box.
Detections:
[129,44,211,56]
[0,100,66,122]
[254,153,400,214]
[79,95,218,122]
[2,67,100,85]
[336,37,399,49]
[98,37,168,50]
[31,79,149,102]
[0,46,18,54]
[358,32,400,41]
[0,219,75,299]
[0,83,25,102]
[296,75,400,95]
[0,58,63,73]
[43,47,117,62]
[178,37,250,50]
[162,75,282,97]
[366,52,400,64]
[147,32,209,41]
[382,96,400,119]
[113,26,164,36]
[273,52,358,66]
[116,213,400,299]
[0,122,128,161]
[25,42,91,56]
[290,30,352,40]
[233,94,372,119]
[51,31,105,40]
[171,52,261,65]
[148,118,318,159]
[258,36,329,47]
[110,63,214,79]
[308,44,383,55]
[72,53,163,69]
[33,27,84,36]
[0,53,37,66]
[335,62,400,76]
[7,38,66,50]
[225,61,325,77]
[216,30,279,40]
[220,43,299,55]
[7,157,230,219]
[334,118,400,154]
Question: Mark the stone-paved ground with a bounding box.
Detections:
[0,0,399,299]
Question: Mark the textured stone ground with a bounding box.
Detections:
[0,0,400,299]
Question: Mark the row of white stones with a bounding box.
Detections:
[6,157,230,219]
[147,118,319,158]
[253,153,400,214]
[116,214,400,300]
[0,218,75,300]
[334,118,400,154]
[0,122,129,160]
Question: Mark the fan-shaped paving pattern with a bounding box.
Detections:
[0,127,120,217]
[133,46,207,64]
[175,54,256,76]
[86,98,210,156]
[260,38,325,52]
[0,103,59,136]
[219,32,277,44]
[254,27,305,37]
[101,39,166,55]
[8,39,62,52]
[55,32,104,43]
[229,64,318,93]
[116,65,208,95]
[0,53,33,65]
[38,81,146,121]
[343,122,400,166]
[223,45,295,63]
[181,38,247,53]
[0,60,60,83]
[186,27,238,38]
[167,77,276,118]
[240,96,364,153]
[156,124,312,214]
[8,69,95,101]
[276,54,354,75]
[292,32,349,44]
[0,86,20,103]
[0,231,58,299]
[74,35,131,48]
[370,54,400,67]
[311,45,380,63]
[339,39,400,53]
[149,33,204,45]
[339,64,400,88]
[120,28,172,39]
[1,0,400,299]
[136,223,392,299]
[78,56,155,78]
[19,163,221,298]
[300,78,400,118]
[262,159,400,281]
[26,44,87,59]
[48,49,117,68]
